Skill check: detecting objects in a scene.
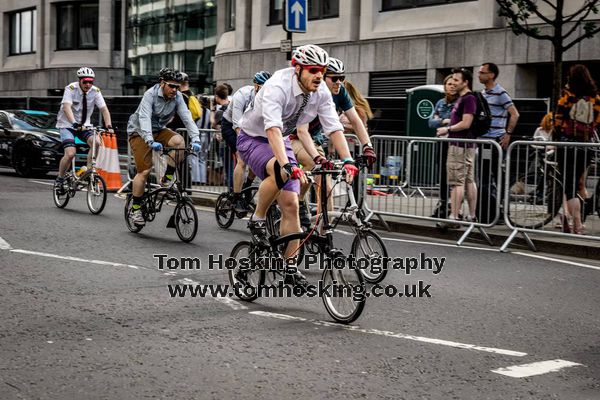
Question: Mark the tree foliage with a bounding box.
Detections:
[496,0,600,103]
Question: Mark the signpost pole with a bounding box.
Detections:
[286,31,292,61]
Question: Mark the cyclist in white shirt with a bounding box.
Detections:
[236,44,358,287]
[54,67,114,194]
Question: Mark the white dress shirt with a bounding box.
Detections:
[56,82,106,128]
[239,67,343,138]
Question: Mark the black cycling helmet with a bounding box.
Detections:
[158,68,183,83]
[253,71,271,85]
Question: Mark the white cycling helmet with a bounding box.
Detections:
[292,44,329,67]
[77,67,95,79]
[327,58,345,74]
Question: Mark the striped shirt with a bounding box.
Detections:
[481,83,514,139]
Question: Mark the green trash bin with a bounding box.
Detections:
[405,85,444,187]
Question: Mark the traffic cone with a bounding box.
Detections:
[97,132,123,191]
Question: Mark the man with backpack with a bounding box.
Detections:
[472,63,520,223]
[436,68,478,227]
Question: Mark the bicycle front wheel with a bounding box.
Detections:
[215,193,235,228]
[53,183,70,209]
[124,194,143,233]
[87,174,107,215]
[351,230,388,284]
[174,198,198,242]
[321,251,365,324]
[229,241,266,302]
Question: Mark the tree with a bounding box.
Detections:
[496,0,600,104]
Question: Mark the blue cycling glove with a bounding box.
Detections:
[191,142,201,153]
[148,141,163,152]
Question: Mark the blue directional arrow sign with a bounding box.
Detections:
[284,0,307,33]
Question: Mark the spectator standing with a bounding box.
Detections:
[436,68,478,227]
[339,80,374,131]
[428,74,458,219]
[554,64,600,234]
[191,96,213,184]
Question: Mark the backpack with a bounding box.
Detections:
[565,97,595,141]
[188,95,202,122]
[471,91,492,137]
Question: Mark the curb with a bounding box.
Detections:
[191,195,600,261]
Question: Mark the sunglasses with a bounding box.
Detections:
[166,83,181,89]
[305,66,326,75]
[81,80,94,85]
[328,75,345,83]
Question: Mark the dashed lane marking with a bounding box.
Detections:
[512,252,600,271]
[0,237,12,250]
[249,311,527,357]
[10,249,144,271]
[179,278,247,311]
[491,359,583,378]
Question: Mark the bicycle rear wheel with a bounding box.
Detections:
[53,182,70,209]
[351,229,388,284]
[321,251,365,324]
[215,193,235,228]
[507,174,562,229]
[174,198,198,242]
[124,194,144,233]
[87,174,107,215]
[229,241,266,302]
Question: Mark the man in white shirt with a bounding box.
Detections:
[236,44,358,287]
[55,67,114,193]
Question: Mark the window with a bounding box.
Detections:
[270,0,338,24]
[381,0,475,11]
[56,2,99,50]
[225,0,235,32]
[308,0,338,20]
[113,0,122,50]
[9,8,37,55]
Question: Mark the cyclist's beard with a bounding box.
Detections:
[298,71,320,93]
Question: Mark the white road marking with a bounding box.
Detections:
[0,237,12,250]
[249,311,527,357]
[491,359,582,378]
[380,236,499,252]
[180,278,247,311]
[28,180,54,186]
[512,252,600,271]
[10,249,144,271]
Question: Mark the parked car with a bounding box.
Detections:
[0,110,88,177]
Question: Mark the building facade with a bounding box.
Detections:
[125,0,217,95]
[0,0,125,96]
[214,0,600,97]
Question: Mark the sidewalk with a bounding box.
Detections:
[189,190,600,261]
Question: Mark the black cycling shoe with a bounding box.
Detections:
[284,269,309,291]
[54,180,66,195]
[234,268,251,286]
[234,197,250,214]
[248,219,269,247]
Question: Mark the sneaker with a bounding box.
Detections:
[248,219,269,247]
[54,179,66,195]
[284,269,309,291]
[130,208,146,227]
[234,268,251,286]
[234,197,249,214]
[160,174,174,187]
[465,216,478,223]
[430,201,448,218]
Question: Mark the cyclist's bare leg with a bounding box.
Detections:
[253,158,283,219]
[58,147,76,178]
[133,168,151,197]
[166,134,185,167]
[278,189,301,259]
[233,153,246,193]
[86,134,103,168]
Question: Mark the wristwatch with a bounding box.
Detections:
[447,127,452,134]
[363,142,373,148]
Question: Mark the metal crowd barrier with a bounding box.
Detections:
[366,135,503,246]
[501,140,600,251]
